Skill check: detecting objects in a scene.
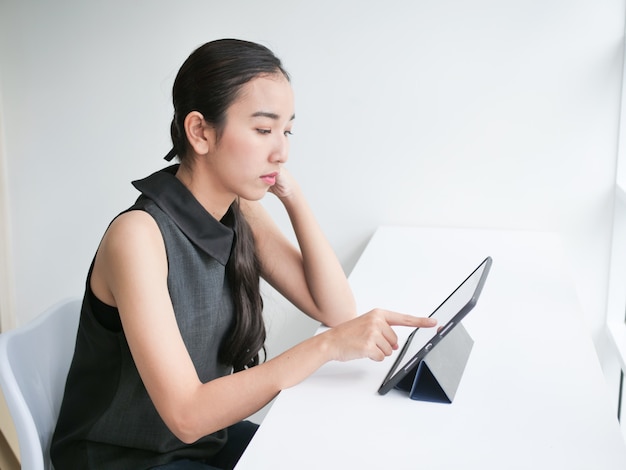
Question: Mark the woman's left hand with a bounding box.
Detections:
[269,168,297,200]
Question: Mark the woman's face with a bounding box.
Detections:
[206,73,295,201]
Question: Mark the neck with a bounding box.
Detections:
[175,162,235,221]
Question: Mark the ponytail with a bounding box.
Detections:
[165,117,184,161]
[220,199,266,371]
[166,39,288,370]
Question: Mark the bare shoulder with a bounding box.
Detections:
[92,210,167,305]
[106,209,160,241]
[100,209,166,263]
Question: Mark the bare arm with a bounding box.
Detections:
[91,211,435,443]
[243,169,356,326]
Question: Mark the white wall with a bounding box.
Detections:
[0,0,624,372]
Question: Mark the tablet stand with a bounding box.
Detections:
[395,323,474,403]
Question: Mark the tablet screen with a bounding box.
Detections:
[379,257,492,393]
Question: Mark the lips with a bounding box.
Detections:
[260,172,278,185]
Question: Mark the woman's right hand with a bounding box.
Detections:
[320,309,437,362]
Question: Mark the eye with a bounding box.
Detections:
[256,128,271,135]
[284,130,293,137]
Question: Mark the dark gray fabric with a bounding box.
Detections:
[86,199,235,454]
[52,167,237,469]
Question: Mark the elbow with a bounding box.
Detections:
[173,428,202,446]
[320,305,358,328]
[309,286,357,328]
[324,316,354,328]
[161,403,209,445]
[332,298,358,327]
[167,413,203,444]
[155,382,229,444]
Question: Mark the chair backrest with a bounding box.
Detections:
[0,298,81,470]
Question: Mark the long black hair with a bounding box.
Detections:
[167,39,290,371]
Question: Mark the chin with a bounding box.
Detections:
[239,189,268,202]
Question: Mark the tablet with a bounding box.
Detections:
[378,256,492,395]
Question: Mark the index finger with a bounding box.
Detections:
[382,310,437,328]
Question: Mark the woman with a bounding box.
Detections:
[51,39,436,469]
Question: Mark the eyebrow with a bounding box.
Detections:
[251,111,296,121]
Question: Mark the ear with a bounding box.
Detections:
[184,111,215,155]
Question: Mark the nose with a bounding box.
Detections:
[270,134,289,164]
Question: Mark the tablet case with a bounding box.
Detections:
[395,322,474,403]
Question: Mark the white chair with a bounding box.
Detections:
[0,298,81,470]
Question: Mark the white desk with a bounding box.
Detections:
[236,227,626,469]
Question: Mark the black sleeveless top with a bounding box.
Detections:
[51,165,237,469]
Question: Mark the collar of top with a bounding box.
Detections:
[131,164,235,266]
